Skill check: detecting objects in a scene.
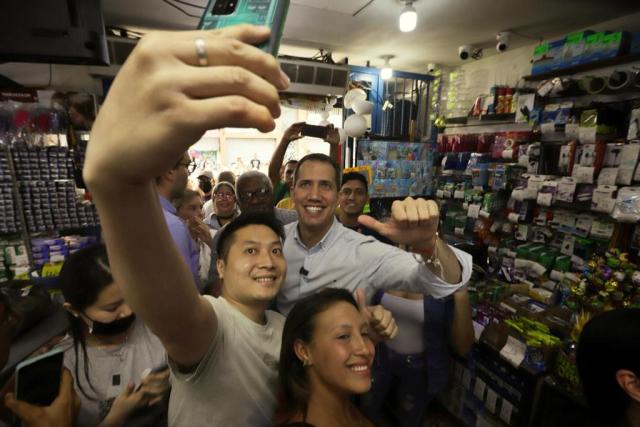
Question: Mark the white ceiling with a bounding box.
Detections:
[102,0,640,72]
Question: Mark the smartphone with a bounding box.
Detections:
[301,124,329,139]
[14,347,64,406]
[199,0,290,56]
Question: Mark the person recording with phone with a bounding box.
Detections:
[56,245,169,427]
[268,122,340,207]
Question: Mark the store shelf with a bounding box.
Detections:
[523,53,640,82]
[445,116,468,125]
[541,91,640,107]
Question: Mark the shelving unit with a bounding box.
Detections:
[433,51,640,427]
[523,53,640,81]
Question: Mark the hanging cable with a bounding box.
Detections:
[173,0,205,9]
[47,64,53,88]
[161,0,201,18]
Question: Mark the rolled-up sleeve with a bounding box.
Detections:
[359,240,472,299]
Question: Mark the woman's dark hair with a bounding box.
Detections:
[215,211,284,261]
[577,308,640,424]
[276,288,358,422]
[58,243,114,400]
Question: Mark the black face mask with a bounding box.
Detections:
[87,313,136,336]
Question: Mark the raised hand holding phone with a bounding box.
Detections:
[199,0,290,56]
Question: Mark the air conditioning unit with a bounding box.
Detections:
[87,35,137,77]
[279,58,349,97]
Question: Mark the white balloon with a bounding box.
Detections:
[352,99,373,115]
[328,96,338,106]
[344,114,367,138]
[338,128,347,145]
[343,88,367,109]
[318,120,330,126]
[320,110,330,119]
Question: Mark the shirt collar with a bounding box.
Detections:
[293,217,341,250]
[159,195,176,215]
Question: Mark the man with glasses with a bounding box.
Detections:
[338,172,392,244]
[156,152,201,290]
[207,171,297,286]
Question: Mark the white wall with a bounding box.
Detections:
[443,11,640,107]
[457,43,534,96]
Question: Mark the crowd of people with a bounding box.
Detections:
[0,24,638,427]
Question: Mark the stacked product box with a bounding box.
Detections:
[0,149,19,235]
[31,235,97,267]
[20,180,99,232]
[11,145,74,181]
[1,238,29,281]
[531,30,631,75]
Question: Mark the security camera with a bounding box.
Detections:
[427,63,438,73]
[496,31,512,53]
[458,45,472,60]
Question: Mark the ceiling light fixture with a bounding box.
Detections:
[398,1,417,33]
[380,55,394,80]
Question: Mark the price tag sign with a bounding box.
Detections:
[485,388,498,414]
[565,123,579,139]
[473,321,485,342]
[473,377,487,401]
[500,336,526,367]
[579,126,596,143]
[500,399,514,424]
[467,204,481,218]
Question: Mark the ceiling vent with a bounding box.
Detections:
[279,57,349,97]
[87,35,137,76]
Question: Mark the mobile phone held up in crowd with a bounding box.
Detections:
[301,124,329,139]
[199,0,290,56]
[14,347,64,406]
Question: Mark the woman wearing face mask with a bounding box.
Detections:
[275,289,375,427]
[173,189,216,284]
[57,244,169,427]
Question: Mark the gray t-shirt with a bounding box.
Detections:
[168,296,285,427]
[58,318,166,427]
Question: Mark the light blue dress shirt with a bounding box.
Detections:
[159,196,201,291]
[278,218,472,315]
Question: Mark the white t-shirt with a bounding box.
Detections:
[59,318,167,427]
[168,296,285,427]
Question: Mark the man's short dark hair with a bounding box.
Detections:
[577,308,640,423]
[284,159,298,169]
[216,212,285,261]
[293,153,340,188]
[341,172,368,190]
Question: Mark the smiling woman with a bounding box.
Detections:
[275,289,375,427]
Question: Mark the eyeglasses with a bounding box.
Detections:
[214,192,235,201]
[238,187,270,202]
[178,160,197,174]
[340,188,367,197]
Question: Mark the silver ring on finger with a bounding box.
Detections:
[194,37,208,67]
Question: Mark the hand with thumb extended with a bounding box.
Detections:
[358,197,439,249]
[355,288,398,343]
